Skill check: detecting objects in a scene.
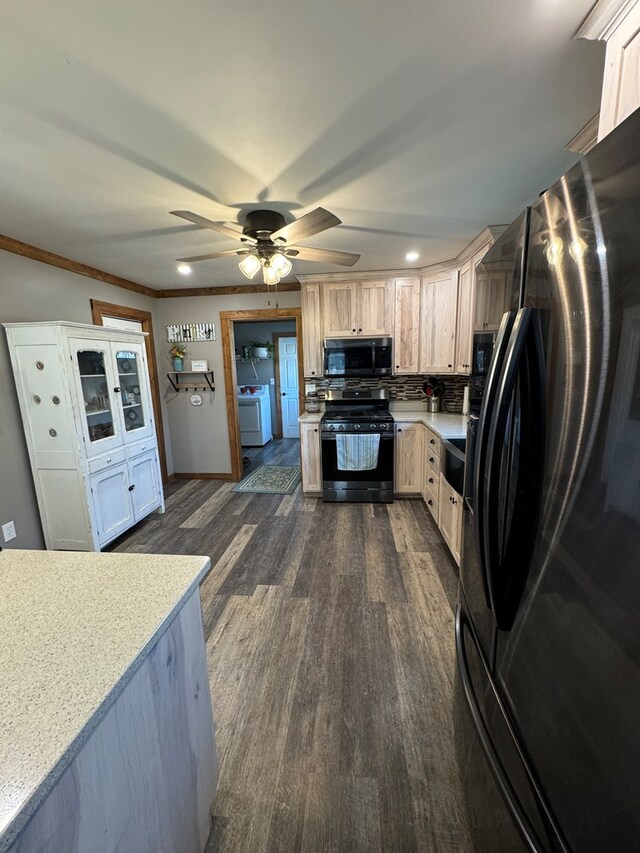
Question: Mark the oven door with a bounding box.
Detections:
[321,430,394,502]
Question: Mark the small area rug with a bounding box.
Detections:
[233,464,301,495]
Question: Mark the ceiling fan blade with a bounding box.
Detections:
[270,207,341,245]
[170,210,256,244]
[289,246,361,267]
[176,249,249,263]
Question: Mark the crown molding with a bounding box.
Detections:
[0,233,157,298]
[575,0,639,40]
[565,114,600,154]
[155,281,301,298]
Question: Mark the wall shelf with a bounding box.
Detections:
[167,370,215,392]
[235,356,271,363]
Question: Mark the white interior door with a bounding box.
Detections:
[279,337,299,438]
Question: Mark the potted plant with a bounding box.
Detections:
[251,341,274,359]
[170,342,187,371]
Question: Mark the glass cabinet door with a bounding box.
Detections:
[73,344,121,455]
[112,343,154,443]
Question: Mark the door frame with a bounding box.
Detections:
[273,332,300,440]
[90,299,168,484]
[221,308,303,481]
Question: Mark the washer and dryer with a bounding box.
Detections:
[237,385,273,446]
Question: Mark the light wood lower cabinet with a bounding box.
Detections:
[300,421,322,493]
[394,422,424,495]
[438,473,463,565]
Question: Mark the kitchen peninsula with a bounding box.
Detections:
[0,550,217,853]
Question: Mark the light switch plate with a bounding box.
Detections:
[2,521,16,542]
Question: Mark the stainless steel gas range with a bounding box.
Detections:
[320,389,394,503]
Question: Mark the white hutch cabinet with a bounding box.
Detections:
[4,321,165,550]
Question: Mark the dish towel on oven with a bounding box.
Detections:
[336,433,381,471]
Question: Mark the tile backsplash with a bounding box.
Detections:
[306,374,468,413]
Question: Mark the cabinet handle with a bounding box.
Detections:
[448,364,452,368]
[106,458,112,463]
[429,456,434,463]
[358,328,362,332]
[428,499,433,506]
[114,387,121,393]
[430,438,435,444]
[429,477,434,483]
[314,428,318,432]
[352,328,356,332]
[396,365,400,369]
[128,484,135,491]
[452,498,457,505]
[398,428,402,432]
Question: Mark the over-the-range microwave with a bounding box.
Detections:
[323,337,393,377]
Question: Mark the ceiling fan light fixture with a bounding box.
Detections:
[262,261,280,286]
[239,253,261,279]
[177,263,192,276]
[270,252,292,276]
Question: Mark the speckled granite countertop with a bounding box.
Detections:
[0,550,211,851]
[390,410,468,439]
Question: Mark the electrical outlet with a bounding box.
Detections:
[270,378,275,385]
[2,521,16,542]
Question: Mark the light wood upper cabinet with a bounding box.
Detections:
[323,282,357,337]
[300,421,322,493]
[578,0,640,141]
[474,269,509,331]
[393,278,421,374]
[358,280,392,335]
[455,260,474,374]
[419,270,458,374]
[322,280,392,337]
[301,283,323,378]
[394,421,424,494]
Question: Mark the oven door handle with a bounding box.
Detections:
[321,432,394,440]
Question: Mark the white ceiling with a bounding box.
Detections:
[0,0,603,290]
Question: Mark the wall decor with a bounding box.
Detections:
[166,323,216,343]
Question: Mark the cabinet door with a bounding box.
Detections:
[70,338,123,458]
[301,283,323,378]
[111,342,155,444]
[598,5,640,140]
[300,422,322,493]
[439,474,463,564]
[393,278,421,374]
[323,282,357,337]
[129,450,161,521]
[455,260,473,373]
[90,463,134,546]
[358,280,391,335]
[419,270,458,374]
[394,422,424,494]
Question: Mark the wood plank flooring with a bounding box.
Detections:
[113,469,472,852]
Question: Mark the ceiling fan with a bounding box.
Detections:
[170,207,361,284]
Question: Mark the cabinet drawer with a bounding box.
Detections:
[127,439,155,460]
[425,428,441,456]
[426,451,441,481]
[88,447,126,474]
[424,486,439,520]
[425,466,439,493]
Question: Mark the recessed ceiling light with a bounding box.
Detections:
[177,263,192,276]
[405,251,420,262]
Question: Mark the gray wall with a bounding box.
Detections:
[0,251,159,549]
[152,292,301,474]
[234,320,296,435]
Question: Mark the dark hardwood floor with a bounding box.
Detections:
[114,479,471,852]
[241,437,301,475]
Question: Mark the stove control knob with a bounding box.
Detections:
[354,424,361,430]
[338,424,346,431]
[369,423,377,430]
[379,423,388,430]
[328,424,335,431]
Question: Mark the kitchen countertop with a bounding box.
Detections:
[298,411,322,423]
[0,549,211,851]
[391,411,468,439]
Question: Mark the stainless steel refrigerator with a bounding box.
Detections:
[456,105,640,852]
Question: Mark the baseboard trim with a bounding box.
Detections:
[172,472,238,481]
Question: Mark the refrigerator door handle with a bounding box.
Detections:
[483,308,545,629]
[474,310,516,609]
[455,605,544,852]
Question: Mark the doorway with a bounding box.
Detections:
[220,308,304,481]
[90,299,168,484]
